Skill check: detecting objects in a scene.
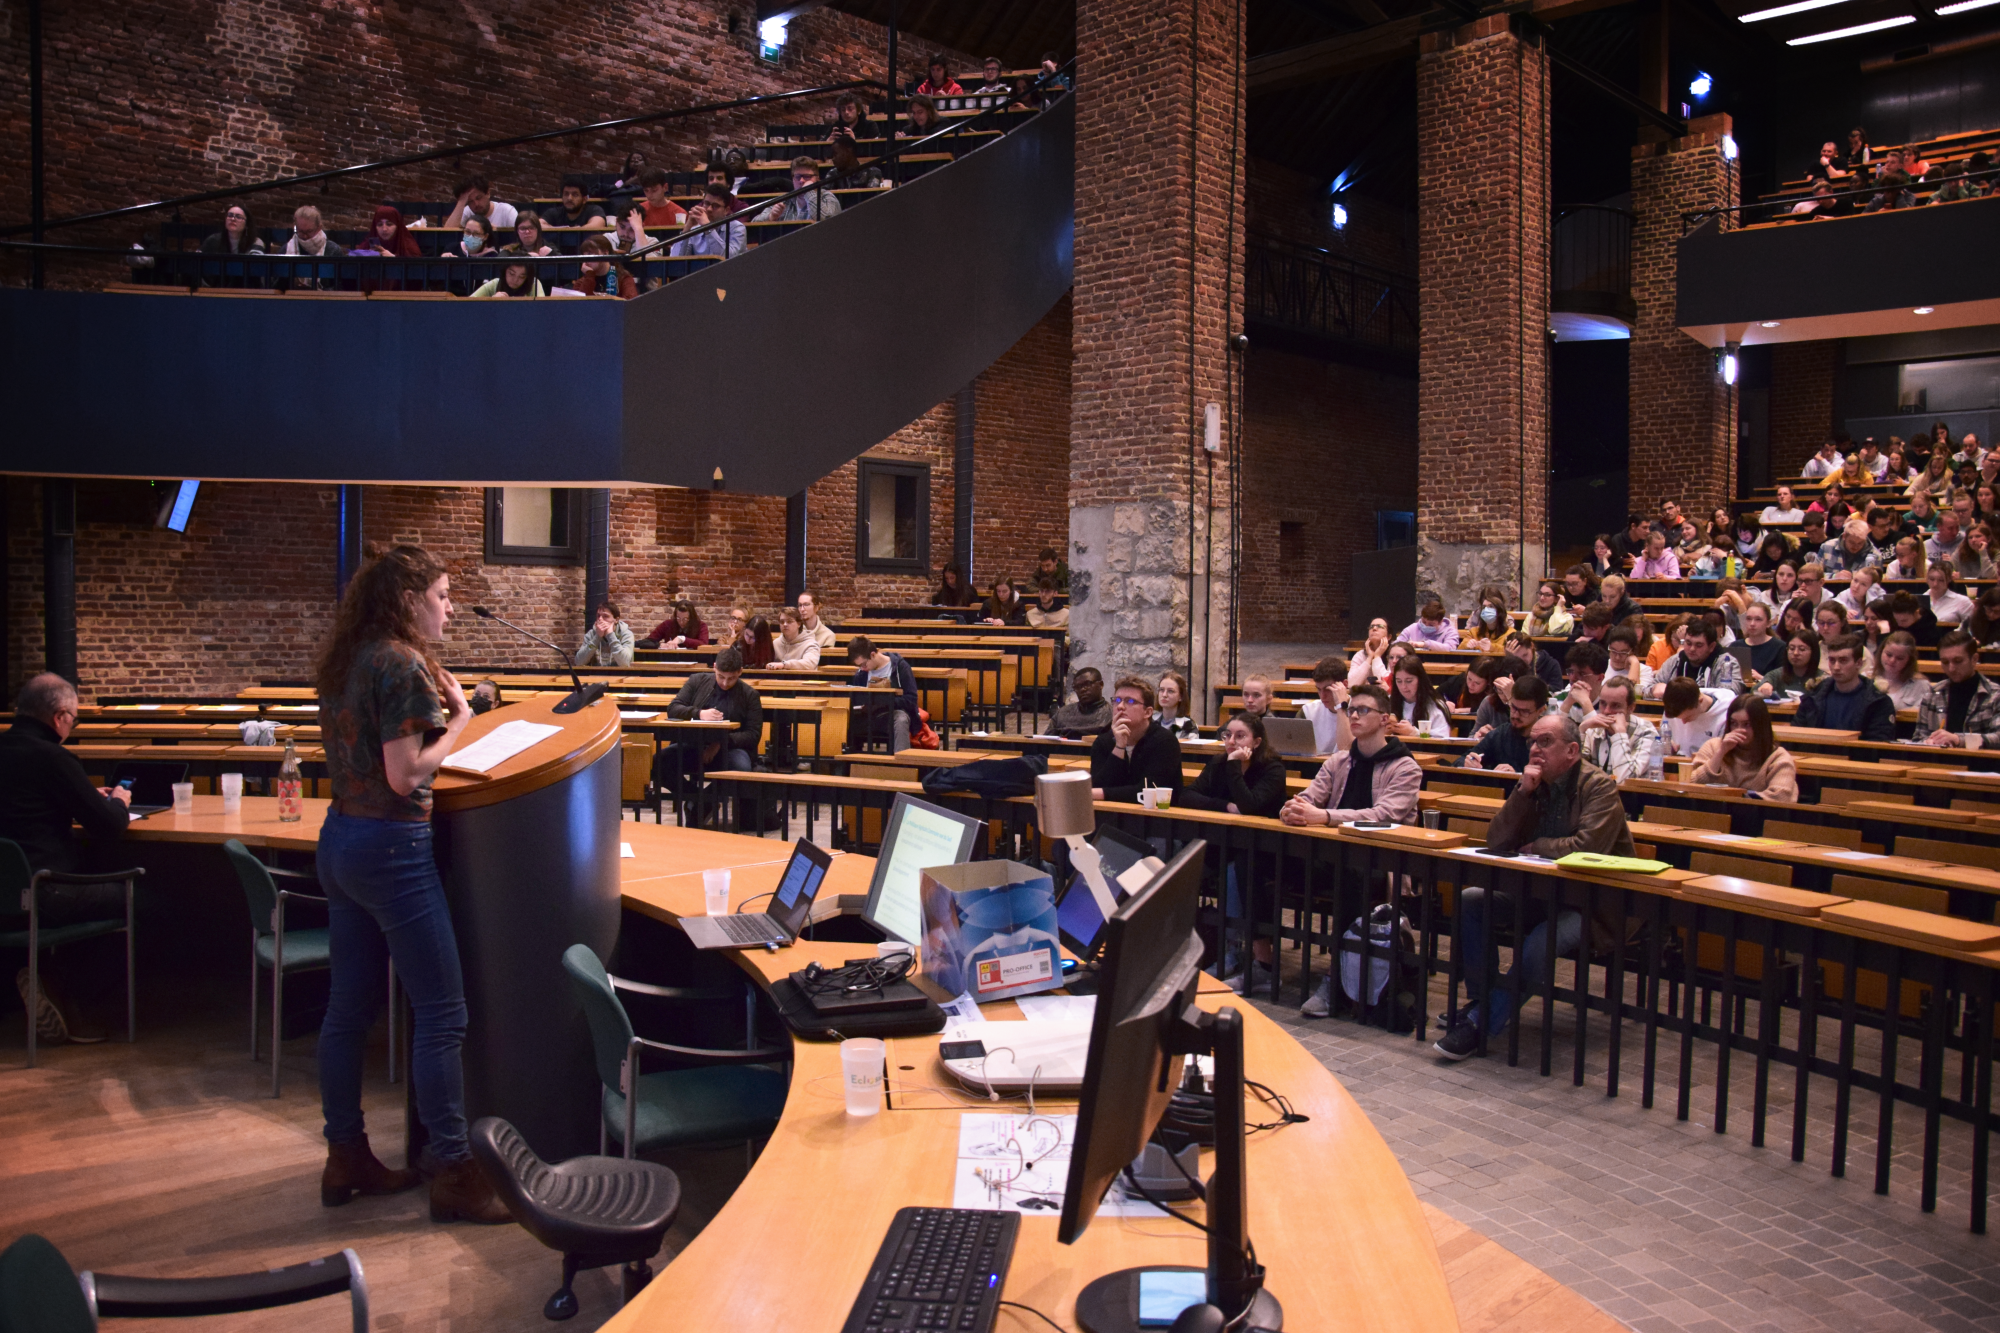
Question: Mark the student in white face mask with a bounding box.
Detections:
[1462,585,1511,653]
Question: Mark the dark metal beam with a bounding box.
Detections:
[336,485,364,602]
[1247,16,1424,92]
[785,492,808,604]
[42,479,75,685]
[585,489,610,634]
[954,383,976,580]
[29,0,44,289]
[1547,43,1686,136]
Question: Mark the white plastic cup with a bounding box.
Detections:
[841,1037,886,1116]
[220,772,243,813]
[703,867,731,916]
[877,939,915,966]
[171,782,194,815]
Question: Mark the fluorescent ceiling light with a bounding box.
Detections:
[1787,14,1916,42]
[1739,0,1846,21]
[1936,0,2000,14]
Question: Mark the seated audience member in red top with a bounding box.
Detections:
[637,169,687,230]
[568,235,625,296]
[645,599,708,649]
[350,205,423,258]
[914,58,963,96]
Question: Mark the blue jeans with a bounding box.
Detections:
[1455,885,1584,1037]
[316,813,470,1162]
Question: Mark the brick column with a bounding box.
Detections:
[1770,340,1841,477]
[1415,17,1550,615]
[1630,113,1741,515]
[1069,0,1245,716]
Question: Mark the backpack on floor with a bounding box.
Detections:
[1338,904,1423,1032]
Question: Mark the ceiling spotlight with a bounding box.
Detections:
[1721,134,1739,160]
[1914,307,1936,314]
[1936,0,2000,13]
[1761,321,1782,328]
[1787,14,1916,42]
[1331,202,1348,230]
[1739,0,1848,19]
[1689,71,1714,97]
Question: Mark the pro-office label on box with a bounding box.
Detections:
[977,950,1054,993]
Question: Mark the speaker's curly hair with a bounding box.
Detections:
[314,544,449,700]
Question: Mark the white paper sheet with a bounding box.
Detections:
[952,1114,1163,1216]
[1015,995,1097,1024]
[1822,850,1885,861]
[620,843,636,859]
[439,720,563,775]
[619,711,659,720]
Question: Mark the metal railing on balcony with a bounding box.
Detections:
[1551,203,1634,326]
[1243,236,1417,368]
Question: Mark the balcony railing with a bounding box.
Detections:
[1244,236,1416,369]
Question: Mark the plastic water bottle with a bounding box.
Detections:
[276,738,304,822]
[1646,734,1665,784]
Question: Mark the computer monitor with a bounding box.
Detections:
[1058,839,1283,1332]
[859,793,985,946]
[157,480,200,533]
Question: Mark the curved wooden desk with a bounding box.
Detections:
[124,807,1460,1329]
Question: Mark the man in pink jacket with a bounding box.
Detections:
[1277,682,1423,1017]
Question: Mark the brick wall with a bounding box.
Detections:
[0,0,978,274]
[971,293,1073,592]
[1770,340,1841,478]
[1629,114,1740,516]
[1238,348,1418,641]
[1414,17,1549,609]
[1070,0,1244,704]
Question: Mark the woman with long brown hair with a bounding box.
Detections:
[312,545,508,1224]
[1690,694,1797,801]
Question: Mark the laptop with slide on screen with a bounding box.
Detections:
[1261,715,1321,758]
[682,839,833,950]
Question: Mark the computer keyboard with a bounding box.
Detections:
[841,1207,1019,1333]
[714,912,777,944]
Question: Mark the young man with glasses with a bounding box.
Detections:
[756,157,843,223]
[1435,714,1636,1060]
[1280,681,1424,1016]
[1462,675,1549,772]
[1088,676,1182,802]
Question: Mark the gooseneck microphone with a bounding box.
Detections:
[471,606,609,716]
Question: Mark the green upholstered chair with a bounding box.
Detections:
[0,839,139,1069]
[222,839,393,1099]
[561,943,789,1159]
[0,1232,370,1331]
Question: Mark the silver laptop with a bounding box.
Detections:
[681,840,832,950]
[1262,715,1321,758]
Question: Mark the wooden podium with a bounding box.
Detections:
[432,692,624,1160]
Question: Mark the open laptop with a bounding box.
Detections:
[1261,715,1321,758]
[1054,824,1156,961]
[111,760,190,817]
[682,839,833,950]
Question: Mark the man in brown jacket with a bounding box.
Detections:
[1435,714,1635,1060]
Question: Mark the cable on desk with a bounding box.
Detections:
[996,1299,1069,1331]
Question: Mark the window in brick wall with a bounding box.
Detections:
[484,487,584,566]
[1278,521,1307,569]
[1376,510,1416,549]
[855,457,930,573]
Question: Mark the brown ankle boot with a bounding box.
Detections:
[429,1157,513,1225]
[321,1136,421,1207]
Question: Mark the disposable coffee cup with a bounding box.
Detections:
[220,772,243,813]
[841,1037,886,1116]
[877,939,915,966]
[171,782,194,815]
[703,867,731,916]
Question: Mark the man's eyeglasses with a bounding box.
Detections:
[1345,705,1381,718]
[1110,695,1147,708]
[1527,734,1563,749]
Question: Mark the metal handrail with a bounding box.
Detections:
[0,80,892,239]
[1244,232,1417,355]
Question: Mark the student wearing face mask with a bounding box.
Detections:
[1462,587,1510,652]
[1397,598,1459,648]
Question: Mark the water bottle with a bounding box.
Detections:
[1646,734,1665,784]
[276,737,304,823]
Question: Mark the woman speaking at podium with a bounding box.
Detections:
[312,545,509,1224]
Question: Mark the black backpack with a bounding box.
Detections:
[920,754,1049,800]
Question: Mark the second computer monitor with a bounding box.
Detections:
[860,792,986,946]
[1057,839,1206,1246]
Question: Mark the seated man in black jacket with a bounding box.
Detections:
[1463,675,1549,772]
[0,673,134,1042]
[1794,633,1897,741]
[847,636,922,751]
[656,647,763,793]
[1089,675,1183,802]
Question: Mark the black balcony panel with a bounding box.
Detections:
[0,97,1075,496]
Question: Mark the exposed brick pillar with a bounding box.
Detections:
[1415,17,1550,614]
[1630,113,1741,515]
[1070,0,1246,718]
[1770,340,1842,477]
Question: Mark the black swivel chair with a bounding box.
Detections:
[470,1117,680,1322]
[0,1233,369,1332]
[0,841,141,1068]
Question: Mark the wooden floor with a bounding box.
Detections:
[0,984,1622,1332]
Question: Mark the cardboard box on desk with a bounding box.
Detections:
[920,861,1064,1004]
